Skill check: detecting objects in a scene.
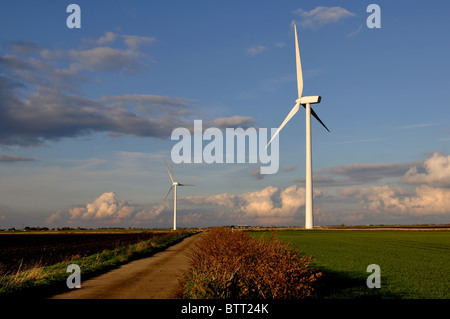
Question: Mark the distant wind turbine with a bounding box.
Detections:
[266,24,330,229]
[162,160,194,230]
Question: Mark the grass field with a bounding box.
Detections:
[249,230,449,299]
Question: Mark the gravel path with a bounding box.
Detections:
[49,233,203,299]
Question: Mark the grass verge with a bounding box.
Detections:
[0,230,194,298]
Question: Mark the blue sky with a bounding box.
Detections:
[1,1,449,229]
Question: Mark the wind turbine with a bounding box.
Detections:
[266,24,330,230]
[162,160,194,230]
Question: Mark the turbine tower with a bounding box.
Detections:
[162,160,193,230]
[266,24,330,229]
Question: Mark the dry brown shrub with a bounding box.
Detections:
[180,227,322,299]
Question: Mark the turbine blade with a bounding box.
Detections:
[304,105,330,132]
[178,183,194,186]
[164,160,174,183]
[266,101,301,149]
[162,185,174,204]
[294,24,303,99]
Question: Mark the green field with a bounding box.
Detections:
[249,230,449,299]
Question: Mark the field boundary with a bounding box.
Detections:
[243,225,450,232]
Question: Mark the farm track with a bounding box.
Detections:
[49,232,204,299]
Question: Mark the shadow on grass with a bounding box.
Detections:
[315,268,402,299]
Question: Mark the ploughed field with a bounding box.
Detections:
[0,232,172,274]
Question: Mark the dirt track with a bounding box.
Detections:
[49,233,203,299]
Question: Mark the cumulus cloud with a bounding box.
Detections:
[401,152,450,188]
[69,192,134,222]
[338,185,409,213]
[293,6,355,28]
[295,153,450,221]
[49,191,168,227]
[186,185,326,224]
[133,204,166,221]
[338,185,450,216]
[45,210,62,224]
[405,185,450,214]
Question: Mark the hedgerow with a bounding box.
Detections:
[179,227,322,299]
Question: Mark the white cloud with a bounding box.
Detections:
[69,192,134,222]
[45,152,450,228]
[133,204,165,221]
[402,152,450,188]
[96,31,117,45]
[332,153,450,217]
[1,36,259,147]
[122,34,156,51]
[68,46,142,73]
[90,32,156,50]
[338,185,450,216]
[405,185,450,214]
[293,6,355,29]
[246,45,267,56]
[338,185,410,213]
[185,185,326,224]
[45,210,62,224]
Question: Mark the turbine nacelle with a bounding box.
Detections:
[297,96,321,105]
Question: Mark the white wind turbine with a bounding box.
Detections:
[162,160,194,230]
[266,24,330,230]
